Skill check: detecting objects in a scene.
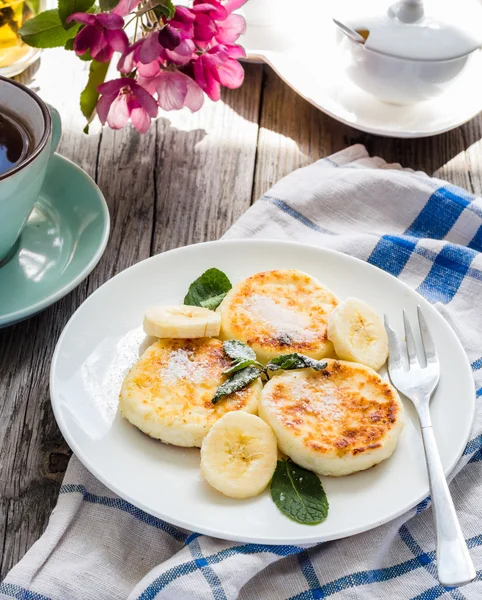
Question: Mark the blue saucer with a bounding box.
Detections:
[0,153,110,327]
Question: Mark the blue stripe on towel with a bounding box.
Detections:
[262,196,334,235]
[298,549,322,592]
[464,433,482,455]
[417,244,477,303]
[472,358,482,371]
[188,538,227,600]
[406,187,470,239]
[287,553,436,599]
[287,536,482,600]
[368,235,418,276]
[137,545,304,599]
[0,583,52,600]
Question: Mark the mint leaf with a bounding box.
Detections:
[99,0,120,10]
[212,366,261,404]
[222,340,264,376]
[223,359,257,376]
[20,9,79,48]
[184,268,232,310]
[271,460,329,525]
[223,339,256,363]
[80,59,110,129]
[267,353,327,372]
[58,0,95,30]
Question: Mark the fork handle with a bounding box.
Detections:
[419,419,475,587]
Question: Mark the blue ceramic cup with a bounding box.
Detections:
[0,76,61,263]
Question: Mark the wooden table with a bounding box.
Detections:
[1,47,482,578]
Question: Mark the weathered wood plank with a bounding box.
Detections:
[254,66,482,200]
[151,62,264,253]
[0,309,73,577]
[0,49,104,580]
[0,47,157,578]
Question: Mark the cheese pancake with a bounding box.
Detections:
[259,359,404,476]
[218,270,339,364]
[120,338,261,448]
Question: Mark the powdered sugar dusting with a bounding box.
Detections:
[161,349,209,384]
[245,294,316,343]
[268,377,343,423]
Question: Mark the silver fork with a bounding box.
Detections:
[385,307,475,588]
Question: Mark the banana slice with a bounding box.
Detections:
[327,297,388,371]
[143,305,221,339]
[200,412,278,499]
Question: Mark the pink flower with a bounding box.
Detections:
[112,0,141,17]
[118,34,196,74]
[215,12,245,44]
[135,61,162,93]
[117,39,142,74]
[96,78,158,133]
[190,0,246,46]
[67,12,128,62]
[137,31,164,64]
[158,24,181,50]
[128,25,183,66]
[164,39,195,65]
[169,6,196,39]
[193,43,245,101]
[85,0,247,133]
[155,71,204,111]
[216,0,246,44]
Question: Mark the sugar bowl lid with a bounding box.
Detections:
[336,0,482,61]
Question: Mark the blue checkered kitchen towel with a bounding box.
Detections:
[2,145,482,600]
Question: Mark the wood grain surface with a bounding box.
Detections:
[1,46,482,579]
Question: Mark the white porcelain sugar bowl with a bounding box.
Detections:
[334,0,482,105]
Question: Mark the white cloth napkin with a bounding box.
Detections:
[2,145,481,600]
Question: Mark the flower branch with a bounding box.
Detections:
[19,0,247,132]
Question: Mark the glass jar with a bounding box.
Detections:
[0,0,43,77]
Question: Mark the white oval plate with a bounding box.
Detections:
[50,240,475,545]
[239,1,482,138]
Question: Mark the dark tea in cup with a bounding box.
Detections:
[0,110,31,175]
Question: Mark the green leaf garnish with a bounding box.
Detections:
[223,339,256,362]
[58,0,95,30]
[271,460,329,525]
[222,340,264,374]
[184,268,232,310]
[80,59,110,131]
[267,353,327,372]
[20,9,79,48]
[223,359,255,376]
[212,366,261,405]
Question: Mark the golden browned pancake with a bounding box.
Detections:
[218,270,339,364]
[259,359,404,476]
[119,338,261,447]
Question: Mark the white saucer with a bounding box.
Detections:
[239,1,482,138]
